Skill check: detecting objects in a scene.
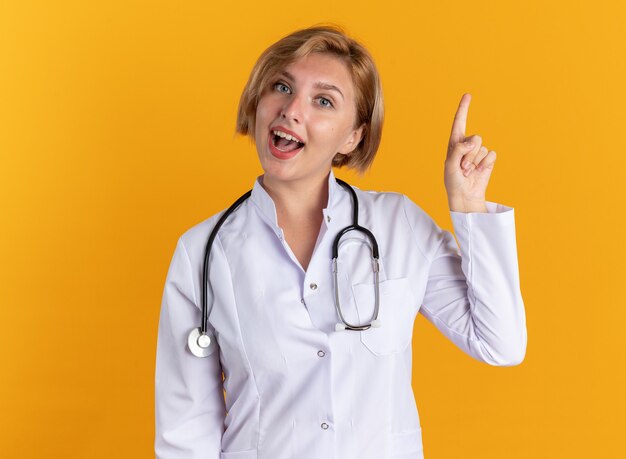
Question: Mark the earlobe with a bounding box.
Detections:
[339,124,365,155]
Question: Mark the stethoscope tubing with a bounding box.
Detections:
[331,179,381,331]
[201,189,252,335]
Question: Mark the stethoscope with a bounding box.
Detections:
[188,178,381,358]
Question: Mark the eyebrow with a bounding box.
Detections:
[279,71,345,100]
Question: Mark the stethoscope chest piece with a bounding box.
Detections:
[187,327,216,358]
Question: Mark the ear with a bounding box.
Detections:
[338,123,365,155]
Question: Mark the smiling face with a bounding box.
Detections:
[254,52,364,188]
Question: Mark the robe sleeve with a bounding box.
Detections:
[404,196,527,366]
[155,237,226,457]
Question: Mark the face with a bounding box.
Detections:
[254,52,364,188]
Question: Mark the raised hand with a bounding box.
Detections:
[444,94,495,213]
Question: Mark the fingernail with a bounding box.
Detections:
[462,160,470,169]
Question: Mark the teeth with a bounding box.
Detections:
[272,130,302,143]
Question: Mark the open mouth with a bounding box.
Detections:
[271,130,305,152]
[268,128,305,159]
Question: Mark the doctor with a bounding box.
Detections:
[155,25,527,459]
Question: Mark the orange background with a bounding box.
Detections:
[1,1,624,457]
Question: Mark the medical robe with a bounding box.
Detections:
[155,170,527,458]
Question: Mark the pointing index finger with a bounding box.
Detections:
[450,93,471,144]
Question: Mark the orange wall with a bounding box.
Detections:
[1,1,624,457]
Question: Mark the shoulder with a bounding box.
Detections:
[351,186,431,223]
[350,186,405,213]
[164,207,233,304]
[177,209,227,256]
[352,185,445,259]
[175,192,254,263]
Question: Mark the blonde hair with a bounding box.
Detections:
[236,25,384,174]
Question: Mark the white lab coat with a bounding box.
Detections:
[155,170,527,459]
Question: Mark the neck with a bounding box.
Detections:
[261,173,330,227]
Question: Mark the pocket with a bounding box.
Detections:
[220,449,257,459]
[352,277,415,356]
[391,427,424,458]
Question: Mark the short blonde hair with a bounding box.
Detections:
[236,25,384,174]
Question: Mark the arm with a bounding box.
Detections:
[415,93,526,365]
[155,238,226,457]
[411,199,527,366]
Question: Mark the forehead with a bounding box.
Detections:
[280,53,354,92]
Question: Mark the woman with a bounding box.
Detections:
[155,25,527,459]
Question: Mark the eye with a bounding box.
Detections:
[273,82,291,94]
[317,97,334,108]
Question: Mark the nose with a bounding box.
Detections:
[280,94,303,123]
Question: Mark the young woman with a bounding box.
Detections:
[155,25,527,459]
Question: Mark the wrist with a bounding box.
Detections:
[448,195,488,213]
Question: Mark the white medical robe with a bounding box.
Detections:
[155,170,527,458]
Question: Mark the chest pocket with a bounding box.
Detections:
[352,277,416,356]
